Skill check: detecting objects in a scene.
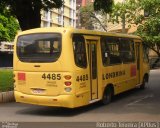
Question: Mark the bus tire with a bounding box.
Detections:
[140,77,146,89]
[102,86,112,105]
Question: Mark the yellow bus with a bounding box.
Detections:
[13,27,150,108]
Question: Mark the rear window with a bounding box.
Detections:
[17,33,61,62]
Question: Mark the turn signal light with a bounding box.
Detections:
[64,75,72,80]
[64,81,72,86]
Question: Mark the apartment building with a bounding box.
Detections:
[41,0,76,28]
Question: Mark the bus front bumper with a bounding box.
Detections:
[14,91,75,108]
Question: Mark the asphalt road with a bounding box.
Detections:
[0,69,160,127]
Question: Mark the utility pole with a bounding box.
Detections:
[122,13,125,33]
[122,0,126,33]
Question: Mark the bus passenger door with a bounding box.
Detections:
[135,42,140,84]
[87,40,98,100]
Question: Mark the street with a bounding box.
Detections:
[0,70,160,124]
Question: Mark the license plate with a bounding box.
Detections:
[32,89,45,94]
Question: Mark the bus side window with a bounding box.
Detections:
[72,35,87,68]
[119,39,135,63]
[101,37,110,66]
[106,37,122,65]
[101,37,122,66]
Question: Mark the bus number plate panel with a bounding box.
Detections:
[32,89,45,94]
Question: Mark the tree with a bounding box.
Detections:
[109,0,160,54]
[136,0,160,56]
[80,4,108,31]
[0,0,113,31]
[108,0,143,33]
[0,0,63,31]
[80,2,117,31]
[0,6,19,41]
[79,0,113,31]
[137,16,160,53]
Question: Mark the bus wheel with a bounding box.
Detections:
[140,77,146,89]
[102,86,112,105]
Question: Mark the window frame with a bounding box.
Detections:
[100,36,122,66]
[119,38,135,64]
[101,36,136,66]
[16,33,62,63]
[72,34,87,68]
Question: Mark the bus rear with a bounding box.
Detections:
[13,28,80,108]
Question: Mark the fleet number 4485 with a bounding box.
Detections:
[42,73,61,80]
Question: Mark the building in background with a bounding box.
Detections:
[41,0,76,28]
[0,42,13,54]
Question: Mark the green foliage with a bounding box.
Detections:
[0,69,13,92]
[136,16,160,55]
[109,0,142,25]
[0,7,19,41]
[136,0,160,55]
[0,15,10,41]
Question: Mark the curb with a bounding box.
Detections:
[0,91,15,103]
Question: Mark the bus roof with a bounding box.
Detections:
[17,27,141,40]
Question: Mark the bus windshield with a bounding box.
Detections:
[17,33,61,62]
